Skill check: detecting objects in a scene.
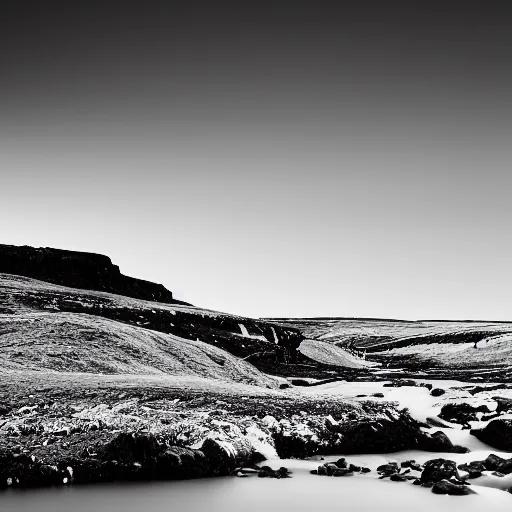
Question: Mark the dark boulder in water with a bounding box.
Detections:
[471,419,512,451]
[418,430,469,453]
[257,466,291,479]
[430,388,445,397]
[420,459,460,485]
[439,403,491,425]
[432,479,475,496]
[494,397,512,415]
[377,462,399,477]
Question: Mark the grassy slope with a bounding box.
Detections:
[0,312,281,388]
[0,273,298,390]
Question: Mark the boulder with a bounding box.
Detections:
[494,397,512,415]
[401,460,421,471]
[471,420,512,451]
[431,479,475,496]
[484,453,506,471]
[430,388,445,397]
[332,468,353,477]
[200,437,254,476]
[377,462,399,477]
[324,463,341,476]
[258,466,291,479]
[420,459,460,485]
[439,403,491,425]
[418,430,469,453]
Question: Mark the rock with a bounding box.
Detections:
[101,432,162,465]
[430,388,445,397]
[483,453,506,471]
[377,463,399,476]
[420,459,460,485]
[257,466,291,479]
[324,463,340,476]
[401,460,416,469]
[334,411,428,455]
[332,468,353,477]
[334,457,347,468]
[382,379,418,388]
[471,420,512,451]
[361,467,371,473]
[372,393,384,398]
[497,460,512,475]
[0,450,70,489]
[310,469,318,475]
[494,397,512,415]
[458,461,485,473]
[276,467,291,479]
[418,430,469,453]
[431,479,475,496]
[439,403,491,425]
[390,474,407,482]
[200,437,254,476]
[348,464,361,472]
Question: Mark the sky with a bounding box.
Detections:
[1,1,512,320]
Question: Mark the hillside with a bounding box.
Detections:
[0,311,281,388]
[0,272,315,378]
[269,318,512,381]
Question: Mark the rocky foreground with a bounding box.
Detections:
[0,377,471,489]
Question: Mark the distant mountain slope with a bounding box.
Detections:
[270,318,512,379]
[0,244,187,304]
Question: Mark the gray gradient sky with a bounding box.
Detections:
[1,1,512,320]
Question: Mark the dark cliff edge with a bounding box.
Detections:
[0,244,188,305]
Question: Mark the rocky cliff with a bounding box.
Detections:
[0,244,184,304]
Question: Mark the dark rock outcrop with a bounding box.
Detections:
[0,244,184,304]
[0,432,263,488]
[458,453,512,475]
[420,458,460,485]
[439,403,491,425]
[471,419,512,451]
[494,397,512,415]
[430,388,445,397]
[418,431,469,453]
[257,466,291,479]
[431,479,475,496]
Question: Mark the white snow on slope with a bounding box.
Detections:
[299,339,379,368]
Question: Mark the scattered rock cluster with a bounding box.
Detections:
[458,453,512,477]
[310,457,371,477]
